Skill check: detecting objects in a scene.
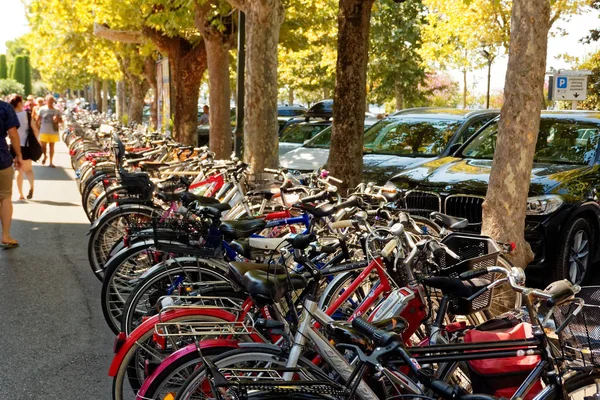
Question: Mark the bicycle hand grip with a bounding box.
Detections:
[301,190,328,203]
[334,195,361,210]
[380,187,397,194]
[320,245,336,254]
[327,176,343,184]
[264,168,279,174]
[546,279,578,307]
[291,234,316,250]
[330,220,353,229]
[428,241,446,264]
[459,268,489,280]
[352,317,393,347]
[381,239,398,258]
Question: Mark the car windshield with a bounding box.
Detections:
[280,123,329,144]
[279,109,305,117]
[461,118,600,165]
[306,118,460,154]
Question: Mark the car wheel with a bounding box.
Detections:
[556,217,593,284]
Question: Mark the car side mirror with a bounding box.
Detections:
[448,143,462,155]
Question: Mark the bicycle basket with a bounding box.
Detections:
[438,233,501,315]
[553,286,600,367]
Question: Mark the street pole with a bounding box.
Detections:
[486,59,492,109]
[234,10,245,159]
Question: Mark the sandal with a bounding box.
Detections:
[1,240,19,249]
[27,189,33,200]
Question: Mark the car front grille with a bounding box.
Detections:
[445,195,485,225]
[404,190,442,217]
[403,191,484,226]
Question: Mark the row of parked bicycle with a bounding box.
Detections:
[67,112,600,400]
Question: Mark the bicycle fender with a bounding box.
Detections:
[108,308,238,377]
[136,256,229,281]
[89,203,158,234]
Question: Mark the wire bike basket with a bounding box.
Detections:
[438,233,501,315]
[553,286,600,367]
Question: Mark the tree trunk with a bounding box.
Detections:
[395,80,404,110]
[288,87,294,106]
[481,0,550,268]
[144,29,208,146]
[195,3,236,159]
[93,79,102,113]
[242,1,285,172]
[205,39,233,158]
[326,0,375,191]
[323,87,330,99]
[102,80,109,114]
[116,80,126,120]
[143,57,158,129]
[463,69,467,109]
[127,76,149,124]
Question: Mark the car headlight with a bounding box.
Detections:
[526,195,564,215]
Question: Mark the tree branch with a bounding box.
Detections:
[93,23,144,44]
[225,0,247,12]
[142,27,182,55]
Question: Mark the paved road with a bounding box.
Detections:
[0,144,114,399]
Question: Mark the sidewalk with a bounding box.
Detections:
[0,143,114,399]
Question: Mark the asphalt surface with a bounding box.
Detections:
[0,144,114,399]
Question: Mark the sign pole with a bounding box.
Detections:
[572,100,578,110]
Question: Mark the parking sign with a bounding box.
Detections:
[556,77,568,89]
[553,73,587,101]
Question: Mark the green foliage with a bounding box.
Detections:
[278,0,338,103]
[8,62,13,79]
[32,81,49,97]
[0,55,7,80]
[11,56,26,88]
[5,37,30,64]
[0,79,25,97]
[368,0,427,108]
[23,56,32,95]
[578,51,600,110]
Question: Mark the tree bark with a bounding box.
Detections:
[144,28,207,145]
[102,80,109,114]
[93,79,102,113]
[127,76,149,124]
[241,1,285,171]
[195,1,235,159]
[288,87,294,106]
[205,39,233,158]
[116,80,126,120]
[93,23,144,44]
[463,69,467,109]
[481,0,550,268]
[326,0,375,191]
[395,80,404,110]
[323,87,330,99]
[143,56,158,129]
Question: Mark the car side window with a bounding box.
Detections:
[455,117,494,145]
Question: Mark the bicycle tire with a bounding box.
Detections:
[120,258,232,334]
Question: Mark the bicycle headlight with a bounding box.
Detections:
[526,195,564,216]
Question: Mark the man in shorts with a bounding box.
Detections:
[0,99,22,248]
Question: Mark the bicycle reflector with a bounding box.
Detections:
[113,332,126,354]
[152,330,167,350]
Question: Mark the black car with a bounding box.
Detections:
[388,111,600,285]
[305,99,333,121]
[280,108,498,184]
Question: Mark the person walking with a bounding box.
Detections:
[31,97,44,126]
[38,95,62,167]
[199,105,210,125]
[0,99,22,248]
[9,95,39,200]
[24,95,35,111]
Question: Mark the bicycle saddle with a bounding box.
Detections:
[219,219,267,239]
[423,276,489,299]
[181,192,221,207]
[247,188,279,201]
[228,262,287,287]
[430,212,469,230]
[156,190,184,203]
[294,203,335,218]
[242,269,307,304]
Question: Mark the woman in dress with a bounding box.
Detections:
[37,95,62,167]
[8,95,38,200]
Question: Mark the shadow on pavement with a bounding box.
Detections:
[30,164,73,181]
[27,199,81,207]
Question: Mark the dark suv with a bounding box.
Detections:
[387,111,600,285]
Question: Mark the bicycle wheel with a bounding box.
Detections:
[112,312,238,400]
[121,258,232,334]
[318,270,378,320]
[101,240,187,333]
[173,347,336,400]
[87,206,157,281]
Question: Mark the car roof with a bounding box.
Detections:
[539,110,600,123]
[278,105,307,110]
[391,107,500,121]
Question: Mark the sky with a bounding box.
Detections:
[0,1,598,96]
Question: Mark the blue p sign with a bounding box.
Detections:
[557,77,568,89]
